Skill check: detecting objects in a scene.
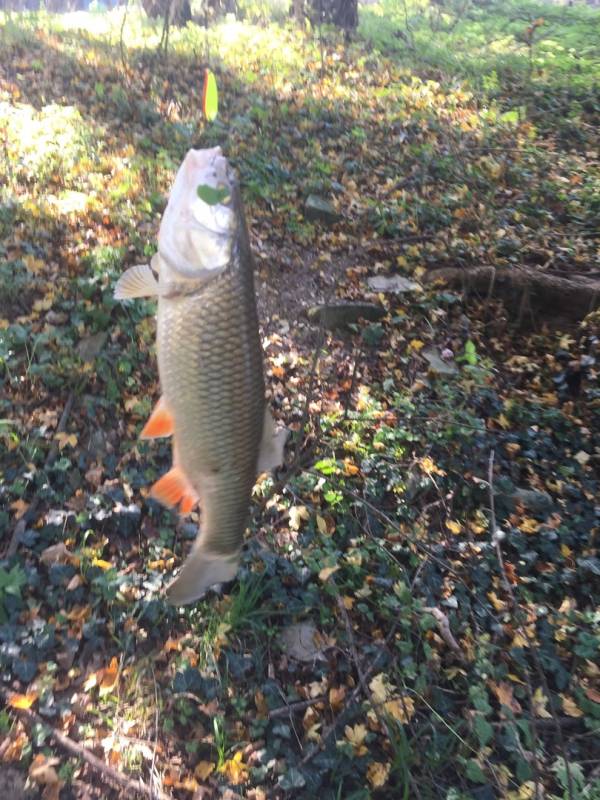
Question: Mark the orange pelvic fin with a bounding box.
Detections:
[141,398,174,439]
[150,467,198,514]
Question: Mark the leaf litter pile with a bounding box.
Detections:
[0,8,599,799]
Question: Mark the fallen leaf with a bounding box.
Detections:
[280,622,327,662]
[384,695,415,724]
[344,723,368,755]
[560,694,583,717]
[289,505,310,531]
[218,751,248,785]
[194,761,215,781]
[40,542,79,567]
[369,673,395,704]
[489,680,522,714]
[8,691,38,709]
[531,687,552,719]
[366,761,391,788]
[318,564,339,582]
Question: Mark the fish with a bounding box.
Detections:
[114,147,286,605]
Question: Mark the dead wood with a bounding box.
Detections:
[424,266,600,323]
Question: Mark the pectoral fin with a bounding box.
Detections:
[257,408,288,474]
[114,264,159,299]
[150,467,199,514]
[140,398,174,439]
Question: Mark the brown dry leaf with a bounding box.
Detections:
[489,681,522,715]
[254,690,269,718]
[99,656,119,696]
[40,542,79,567]
[366,761,391,789]
[584,685,600,704]
[288,505,310,531]
[560,694,583,717]
[54,432,77,450]
[8,692,38,710]
[85,465,104,487]
[329,686,346,711]
[66,574,83,592]
[194,761,215,781]
[369,673,395,704]
[318,564,339,582]
[344,724,368,756]
[531,687,552,719]
[29,754,64,800]
[384,695,415,724]
[519,517,540,535]
[10,499,28,520]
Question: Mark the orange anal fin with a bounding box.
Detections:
[150,467,198,514]
[141,398,174,439]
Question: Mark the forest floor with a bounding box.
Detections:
[0,4,599,799]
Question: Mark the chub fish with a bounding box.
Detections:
[115,147,285,605]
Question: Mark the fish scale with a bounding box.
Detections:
[158,256,265,557]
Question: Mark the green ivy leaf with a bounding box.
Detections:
[196,184,230,206]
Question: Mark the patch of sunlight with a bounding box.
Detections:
[47,190,90,216]
[0,101,96,186]
[46,9,120,36]
[486,35,519,55]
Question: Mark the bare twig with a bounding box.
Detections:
[5,391,75,558]
[300,613,401,767]
[1,687,173,800]
[422,607,464,660]
[268,695,327,719]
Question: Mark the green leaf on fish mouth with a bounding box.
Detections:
[197,184,231,206]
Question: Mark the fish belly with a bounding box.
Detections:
[157,268,265,558]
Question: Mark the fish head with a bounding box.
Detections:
[158,147,238,278]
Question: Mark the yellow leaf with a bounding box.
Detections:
[446,519,461,535]
[342,595,354,610]
[560,544,572,558]
[289,505,310,531]
[532,687,552,719]
[318,565,339,582]
[344,723,368,755]
[369,673,395,704]
[487,591,507,612]
[92,558,113,570]
[420,457,446,476]
[519,517,540,535]
[8,691,38,709]
[489,681,522,714]
[343,458,360,476]
[194,761,215,781]
[23,255,46,274]
[560,694,583,718]
[366,761,391,789]
[409,338,425,352]
[497,413,511,430]
[54,432,77,450]
[218,751,248,785]
[316,515,328,535]
[384,695,415,724]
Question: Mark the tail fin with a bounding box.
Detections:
[165,547,240,606]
